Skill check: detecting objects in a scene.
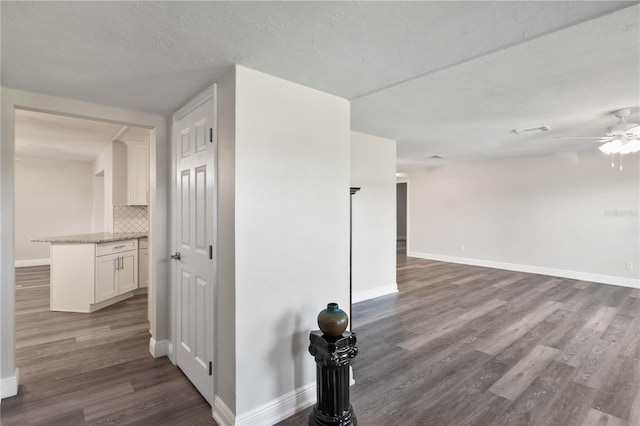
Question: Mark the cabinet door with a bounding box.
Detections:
[128,144,149,205]
[118,250,139,294]
[139,248,149,288]
[96,254,118,303]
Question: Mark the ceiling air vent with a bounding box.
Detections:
[511,124,552,135]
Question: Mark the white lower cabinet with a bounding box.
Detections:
[96,253,119,303]
[95,249,138,303]
[50,238,141,313]
[119,251,138,293]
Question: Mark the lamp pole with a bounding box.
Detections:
[349,187,360,331]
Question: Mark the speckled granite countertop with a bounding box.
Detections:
[32,232,148,244]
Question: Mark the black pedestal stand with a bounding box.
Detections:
[308,330,358,426]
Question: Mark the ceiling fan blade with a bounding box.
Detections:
[625,124,640,134]
[562,140,611,147]
[553,136,611,140]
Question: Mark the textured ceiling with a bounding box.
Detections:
[352,4,640,166]
[1,1,637,164]
[16,110,149,162]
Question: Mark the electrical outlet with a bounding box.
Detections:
[625,261,633,270]
[459,245,465,253]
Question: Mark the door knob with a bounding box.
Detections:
[171,252,181,261]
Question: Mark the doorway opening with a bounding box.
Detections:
[13,109,152,393]
[396,182,407,254]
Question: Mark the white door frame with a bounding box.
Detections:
[169,85,217,382]
[0,89,169,398]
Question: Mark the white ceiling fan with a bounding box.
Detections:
[554,108,640,156]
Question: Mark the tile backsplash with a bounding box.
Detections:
[113,205,148,233]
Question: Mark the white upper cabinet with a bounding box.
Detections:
[111,140,128,206]
[126,141,149,205]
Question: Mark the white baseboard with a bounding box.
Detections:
[167,342,175,364]
[353,283,398,304]
[1,368,19,399]
[213,395,236,426]
[236,382,316,426]
[408,251,640,289]
[149,337,170,358]
[15,258,50,267]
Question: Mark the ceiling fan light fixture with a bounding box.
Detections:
[599,141,615,155]
[606,138,623,153]
[620,139,640,154]
[606,109,639,136]
[600,137,624,155]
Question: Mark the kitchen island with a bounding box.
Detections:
[33,232,148,313]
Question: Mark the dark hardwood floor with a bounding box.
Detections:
[1,265,216,426]
[280,254,640,426]
[4,257,639,425]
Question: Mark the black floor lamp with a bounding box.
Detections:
[349,187,360,331]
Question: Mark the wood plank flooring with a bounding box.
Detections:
[279,254,640,426]
[4,258,639,425]
[1,265,216,426]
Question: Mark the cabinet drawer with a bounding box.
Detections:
[96,239,138,256]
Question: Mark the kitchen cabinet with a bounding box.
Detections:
[46,237,142,313]
[95,244,138,303]
[126,141,149,205]
[95,252,119,303]
[138,237,149,288]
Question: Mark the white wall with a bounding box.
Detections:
[350,131,398,303]
[406,150,640,287]
[0,88,18,397]
[1,88,169,399]
[232,66,351,422]
[93,173,104,232]
[214,68,237,417]
[93,142,112,231]
[15,157,94,263]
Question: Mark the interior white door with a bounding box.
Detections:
[173,96,215,405]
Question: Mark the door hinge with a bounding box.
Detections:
[209,245,213,260]
[209,128,213,143]
[209,361,213,376]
